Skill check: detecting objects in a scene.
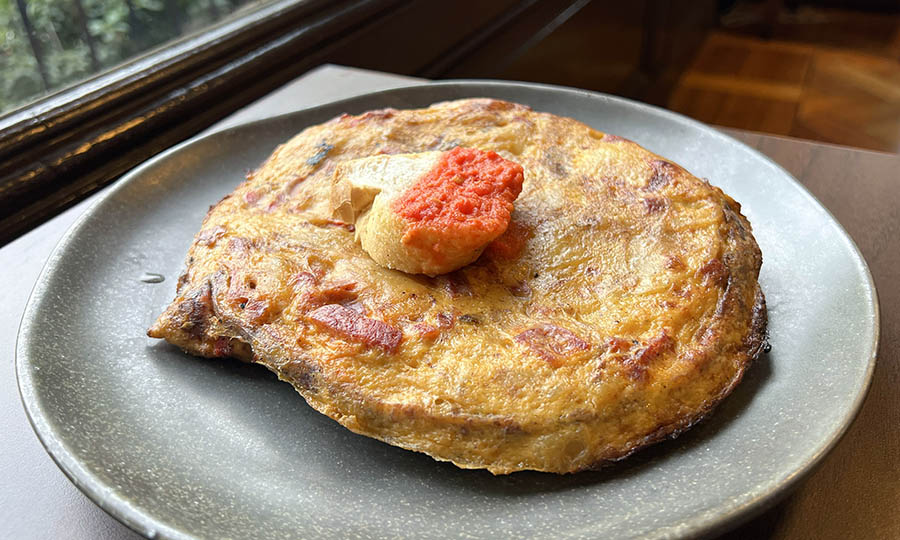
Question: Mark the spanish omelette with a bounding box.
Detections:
[148,98,767,474]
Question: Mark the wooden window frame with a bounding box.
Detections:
[0,0,408,244]
[0,0,588,245]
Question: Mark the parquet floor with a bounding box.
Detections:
[502,3,900,154]
[668,31,900,153]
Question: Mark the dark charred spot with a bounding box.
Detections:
[509,281,532,298]
[665,255,685,271]
[746,286,769,358]
[176,282,214,338]
[723,200,749,241]
[646,173,669,191]
[515,324,590,368]
[196,226,227,247]
[643,197,667,213]
[697,258,729,287]
[646,159,678,191]
[213,337,233,358]
[724,198,742,214]
[543,147,569,176]
[308,304,402,353]
[282,358,319,392]
[306,141,334,167]
[622,331,674,381]
[458,314,481,325]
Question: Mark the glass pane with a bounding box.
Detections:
[0,0,269,115]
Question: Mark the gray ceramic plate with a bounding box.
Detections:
[17,82,878,540]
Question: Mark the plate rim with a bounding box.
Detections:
[15,79,880,540]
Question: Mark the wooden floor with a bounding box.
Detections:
[503,2,900,154]
[668,31,900,153]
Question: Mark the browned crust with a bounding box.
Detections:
[148,98,768,474]
[590,284,767,470]
[583,196,770,470]
[304,196,768,474]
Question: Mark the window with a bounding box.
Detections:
[0,0,588,245]
[0,0,277,115]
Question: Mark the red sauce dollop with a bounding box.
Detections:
[392,147,524,259]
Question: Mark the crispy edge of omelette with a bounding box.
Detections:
[148,99,768,474]
[291,205,767,474]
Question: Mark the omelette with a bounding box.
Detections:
[149,98,767,474]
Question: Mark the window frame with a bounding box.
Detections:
[0,0,588,245]
[0,0,405,244]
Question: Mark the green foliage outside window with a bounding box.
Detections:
[0,0,255,115]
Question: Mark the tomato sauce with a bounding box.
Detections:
[392,147,524,257]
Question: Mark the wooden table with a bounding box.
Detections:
[1,65,896,539]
